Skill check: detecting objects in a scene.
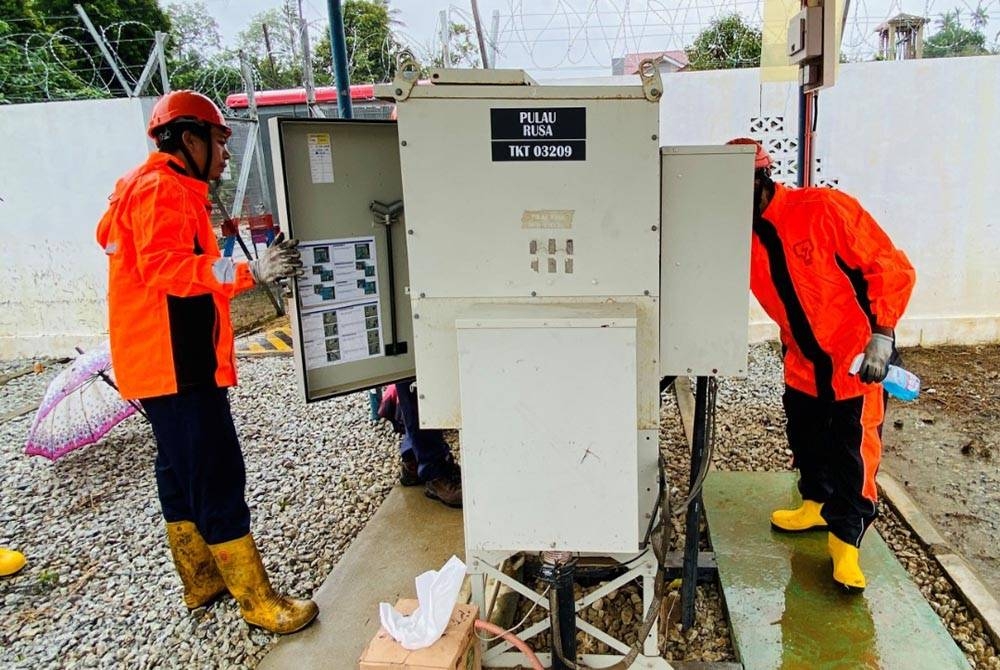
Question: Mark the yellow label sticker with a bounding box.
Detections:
[521,209,574,229]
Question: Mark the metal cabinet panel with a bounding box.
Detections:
[395,97,661,300]
[456,304,640,553]
[660,145,755,376]
[269,117,415,401]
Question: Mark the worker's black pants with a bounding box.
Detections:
[783,385,885,546]
[142,387,251,545]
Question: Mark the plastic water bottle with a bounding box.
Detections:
[849,354,921,401]
[882,365,921,401]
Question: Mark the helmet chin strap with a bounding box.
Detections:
[179,125,212,182]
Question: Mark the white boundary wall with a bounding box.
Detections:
[1,58,998,358]
[0,98,152,359]
[654,56,1000,347]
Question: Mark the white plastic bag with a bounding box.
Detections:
[378,555,468,650]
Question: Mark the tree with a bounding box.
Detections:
[431,21,481,68]
[0,2,108,103]
[685,13,761,71]
[164,1,240,104]
[924,9,992,58]
[236,0,303,89]
[312,0,399,84]
[35,0,171,94]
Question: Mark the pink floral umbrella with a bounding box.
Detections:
[24,341,144,461]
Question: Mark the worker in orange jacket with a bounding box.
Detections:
[729,138,916,592]
[97,90,316,633]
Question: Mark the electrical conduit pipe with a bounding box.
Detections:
[474,619,544,670]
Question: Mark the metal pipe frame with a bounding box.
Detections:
[468,550,675,669]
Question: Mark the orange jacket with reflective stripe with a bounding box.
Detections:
[750,183,916,401]
[96,152,256,400]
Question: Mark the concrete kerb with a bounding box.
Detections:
[877,472,1000,651]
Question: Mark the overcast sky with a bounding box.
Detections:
[199,0,1000,78]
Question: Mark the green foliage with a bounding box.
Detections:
[235,0,303,89]
[36,569,59,590]
[35,0,171,95]
[685,13,761,71]
[0,8,107,103]
[313,0,399,84]
[923,9,992,58]
[428,22,481,69]
[1,0,399,104]
[164,1,240,106]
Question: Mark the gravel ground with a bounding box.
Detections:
[0,356,399,669]
[2,345,998,668]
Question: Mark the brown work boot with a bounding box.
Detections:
[209,534,318,634]
[165,521,228,609]
[424,467,462,508]
[399,452,420,486]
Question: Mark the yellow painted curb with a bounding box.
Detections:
[236,326,293,356]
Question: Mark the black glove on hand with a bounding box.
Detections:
[859,333,894,383]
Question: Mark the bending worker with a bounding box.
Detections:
[96,90,316,633]
[729,138,916,592]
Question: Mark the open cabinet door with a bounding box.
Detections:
[269,117,415,402]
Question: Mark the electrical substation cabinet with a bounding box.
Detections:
[385,69,664,555]
[269,118,415,402]
[272,64,754,668]
[273,69,754,552]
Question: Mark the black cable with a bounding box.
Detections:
[674,377,718,514]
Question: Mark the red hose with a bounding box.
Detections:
[474,619,545,670]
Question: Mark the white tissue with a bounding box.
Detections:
[378,555,468,650]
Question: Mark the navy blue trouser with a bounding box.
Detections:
[142,387,251,545]
[783,386,883,546]
[395,381,452,482]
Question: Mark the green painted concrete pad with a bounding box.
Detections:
[703,471,970,670]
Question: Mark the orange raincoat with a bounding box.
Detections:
[96,153,256,400]
[750,182,916,402]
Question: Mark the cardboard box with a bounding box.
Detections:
[359,600,481,670]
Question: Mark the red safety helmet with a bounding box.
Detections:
[726,137,772,170]
[147,90,231,140]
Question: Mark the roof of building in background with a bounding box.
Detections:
[623,50,690,73]
[875,13,929,31]
[225,84,380,109]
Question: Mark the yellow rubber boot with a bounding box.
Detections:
[770,500,828,532]
[0,548,26,576]
[165,521,228,609]
[209,534,318,634]
[828,533,866,592]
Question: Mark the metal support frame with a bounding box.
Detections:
[231,130,257,222]
[298,0,325,118]
[132,34,161,96]
[488,10,501,68]
[74,4,132,94]
[156,31,170,93]
[468,550,675,669]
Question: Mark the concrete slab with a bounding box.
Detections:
[259,485,464,670]
[703,471,970,670]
